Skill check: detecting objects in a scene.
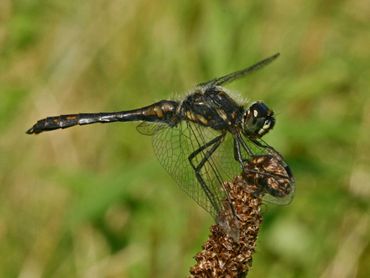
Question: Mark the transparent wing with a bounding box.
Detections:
[148,121,240,218]
[214,132,241,181]
[136,120,294,217]
[197,53,280,88]
[136,121,166,136]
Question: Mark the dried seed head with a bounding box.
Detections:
[189,176,262,277]
[190,154,294,277]
[242,154,294,199]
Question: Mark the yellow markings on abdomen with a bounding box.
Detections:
[153,106,164,118]
[66,115,78,120]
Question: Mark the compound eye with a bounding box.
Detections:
[243,102,275,137]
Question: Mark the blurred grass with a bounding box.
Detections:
[1,0,370,277]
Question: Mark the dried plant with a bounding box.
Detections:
[190,154,294,277]
[189,175,262,278]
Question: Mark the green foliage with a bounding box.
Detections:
[1,0,369,277]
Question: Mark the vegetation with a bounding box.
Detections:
[1,0,369,277]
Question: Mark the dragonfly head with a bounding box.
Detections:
[242,101,275,138]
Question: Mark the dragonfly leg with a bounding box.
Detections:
[236,133,255,157]
[188,134,224,214]
[188,133,241,224]
[233,138,250,166]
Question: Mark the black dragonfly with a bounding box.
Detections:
[27,53,294,235]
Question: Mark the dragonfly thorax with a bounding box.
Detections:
[242,101,275,138]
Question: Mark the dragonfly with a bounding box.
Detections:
[27,53,294,237]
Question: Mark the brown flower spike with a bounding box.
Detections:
[189,155,294,277]
[189,175,262,278]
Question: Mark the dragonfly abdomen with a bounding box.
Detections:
[26,100,179,134]
[26,113,107,134]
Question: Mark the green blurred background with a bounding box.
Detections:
[1,0,369,277]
